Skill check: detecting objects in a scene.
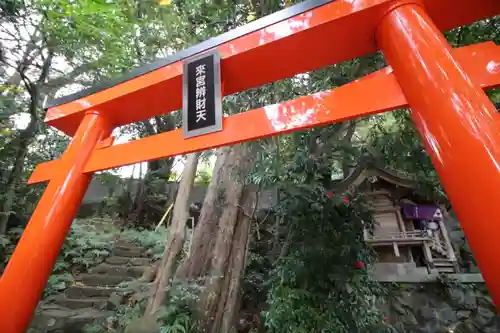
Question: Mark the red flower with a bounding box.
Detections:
[327,191,334,198]
[343,197,350,203]
[354,260,365,269]
[384,316,391,322]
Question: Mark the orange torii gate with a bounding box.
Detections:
[1,0,500,331]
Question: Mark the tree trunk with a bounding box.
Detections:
[145,152,199,315]
[177,146,231,279]
[195,144,256,333]
[216,188,256,333]
[0,89,41,234]
[0,135,32,234]
[0,47,53,234]
[135,116,175,224]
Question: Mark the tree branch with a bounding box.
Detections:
[45,61,100,89]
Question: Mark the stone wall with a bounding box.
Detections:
[384,278,499,333]
[80,178,278,210]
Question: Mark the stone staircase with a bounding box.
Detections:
[29,241,153,333]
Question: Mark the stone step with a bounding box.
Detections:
[75,274,134,287]
[129,257,151,266]
[114,240,141,248]
[52,295,108,310]
[106,256,130,265]
[90,263,146,278]
[29,306,110,333]
[105,256,150,266]
[114,244,146,253]
[65,285,119,299]
[436,267,455,273]
[112,248,146,258]
[433,259,454,264]
[433,257,452,261]
[432,249,447,256]
[434,262,454,267]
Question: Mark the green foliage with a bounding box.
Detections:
[37,218,116,298]
[0,226,23,268]
[263,189,387,332]
[121,226,167,260]
[84,281,200,333]
[160,314,192,333]
[366,110,446,201]
[487,88,500,104]
[157,282,202,333]
[59,218,115,272]
[83,302,144,333]
[0,0,23,19]
[43,273,74,299]
[194,170,211,187]
[446,17,500,47]
[246,117,390,332]
[56,218,166,273]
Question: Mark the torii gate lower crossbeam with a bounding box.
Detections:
[0,0,499,332]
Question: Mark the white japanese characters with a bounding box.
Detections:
[182,51,222,139]
[194,64,207,123]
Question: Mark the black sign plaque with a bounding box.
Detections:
[182,50,222,138]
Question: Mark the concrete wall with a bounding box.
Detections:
[81,178,277,210]
[373,262,429,279]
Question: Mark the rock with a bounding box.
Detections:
[401,312,418,326]
[457,310,472,320]
[463,289,478,309]
[138,265,157,282]
[419,307,438,320]
[447,287,478,309]
[391,301,407,315]
[30,306,109,333]
[448,288,465,303]
[438,307,457,324]
[393,294,411,307]
[385,282,500,333]
[107,292,124,310]
[130,291,151,305]
[484,324,500,333]
[474,306,497,326]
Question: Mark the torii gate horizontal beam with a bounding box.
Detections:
[44,0,499,136]
[29,42,500,184]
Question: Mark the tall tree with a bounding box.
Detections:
[0,0,185,232]
[146,152,200,315]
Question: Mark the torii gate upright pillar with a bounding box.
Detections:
[0,111,112,333]
[378,2,500,305]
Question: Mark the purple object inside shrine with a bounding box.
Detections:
[402,204,442,221]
